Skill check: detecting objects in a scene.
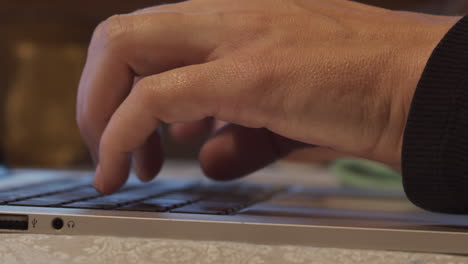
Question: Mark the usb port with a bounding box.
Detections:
[0,214,28,230]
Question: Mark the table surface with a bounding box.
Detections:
[2,234,468,264]
[1,162,468,264]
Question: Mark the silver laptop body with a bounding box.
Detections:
[1,162,468,254]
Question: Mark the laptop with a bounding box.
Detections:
[1,161,468,254]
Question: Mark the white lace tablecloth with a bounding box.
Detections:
[1,163,468,263]
[1,234,468,264]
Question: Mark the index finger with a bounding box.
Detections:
[76,11,220,163]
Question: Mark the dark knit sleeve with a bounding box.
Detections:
[402,15,468,213]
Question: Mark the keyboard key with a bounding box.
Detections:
[62,195,142,209]
[0,192,30,204]
[117,198,189,212]
[1,177,282,215]
[156,192,202,202]
[61,201,117,209]
[63,181,198,209]
[170,201,241,215]
[203,194,252,204]
[38,187,100,200]
[0,179,91,203]
[8,187,100,207]
[8,200,65,207]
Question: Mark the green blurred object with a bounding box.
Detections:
[330,158,403,191]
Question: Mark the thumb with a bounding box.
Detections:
[199,123,307,181]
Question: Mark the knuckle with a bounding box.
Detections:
[220,55,267,110]
[92,14,132,48]
[134,76,178,122]
[161,69,192,92]
[219,51,278,126]
[231,53,271,87]
[135,76,174,122]
[134,70,204,123]
[134,77,160,106]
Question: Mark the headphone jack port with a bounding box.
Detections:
[52,218,64,230]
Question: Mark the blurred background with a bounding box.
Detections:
[1,0,467,170]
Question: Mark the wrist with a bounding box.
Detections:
[381,14,462,168]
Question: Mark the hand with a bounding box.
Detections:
[77,0,460,194]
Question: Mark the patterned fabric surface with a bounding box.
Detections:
[0,234,468,264]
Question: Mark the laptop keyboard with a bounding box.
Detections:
[0,178,284,215]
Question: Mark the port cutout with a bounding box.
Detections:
[52,218,64,230]
[0,214,28,230]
